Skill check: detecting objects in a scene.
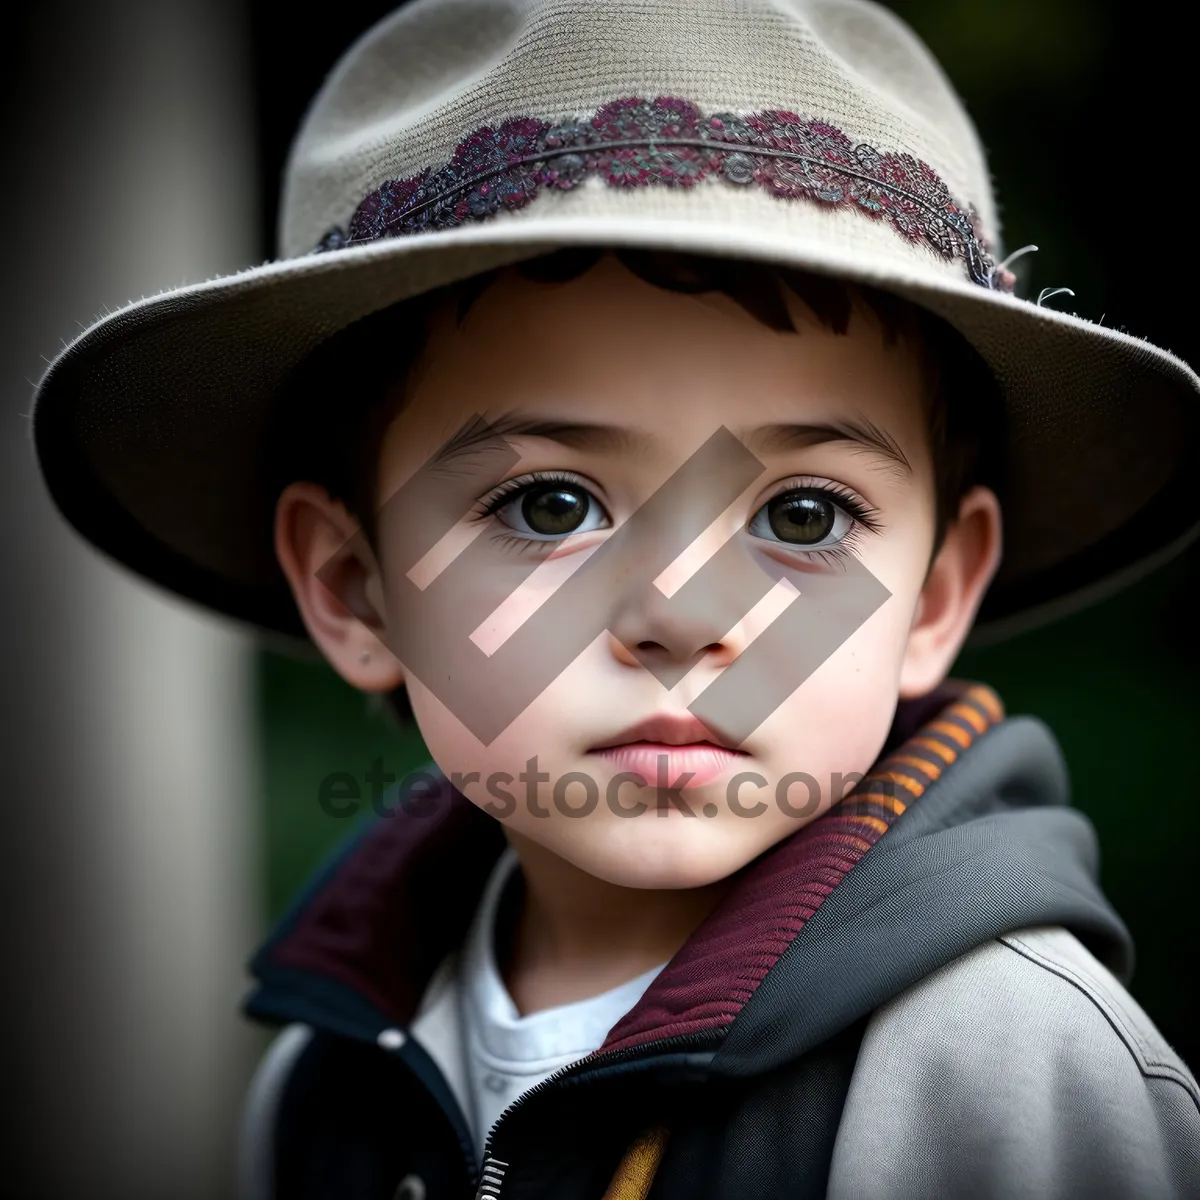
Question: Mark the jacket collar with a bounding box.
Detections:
[244,680,1004,1049]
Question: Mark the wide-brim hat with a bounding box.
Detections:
[31,0,1200,652]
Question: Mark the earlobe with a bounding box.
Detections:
[274,481,406,693]
[899,486,1003,699]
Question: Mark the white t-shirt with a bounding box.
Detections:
[409,846,667,1161]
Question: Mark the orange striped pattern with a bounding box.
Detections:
[839,683,1003,830]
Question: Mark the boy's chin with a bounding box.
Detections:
[508,806,800,892]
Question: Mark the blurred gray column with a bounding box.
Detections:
[2,1,263,1197]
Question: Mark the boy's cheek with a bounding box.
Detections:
[744,615,907,789]
[403,675,499,783]
[464,548,598,657]
[403,667,587,808]
[403,639,599,784]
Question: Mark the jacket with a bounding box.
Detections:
[238,681,1200,1199]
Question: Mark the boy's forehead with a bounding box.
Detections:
[408,258,921,412]
[393,264,933,478]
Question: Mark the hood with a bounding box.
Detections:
[243,679,1132,1077]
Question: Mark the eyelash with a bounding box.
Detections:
[760,476,884,568]
[472,470,884,564]
[475,470,595,520]
[471,470,607,553]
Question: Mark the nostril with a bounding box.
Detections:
[639,640,722,656]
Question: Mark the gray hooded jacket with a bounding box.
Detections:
[239,684,1200,1199]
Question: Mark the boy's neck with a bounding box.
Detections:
[497,828,734,1017]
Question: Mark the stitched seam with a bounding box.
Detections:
[1000,933,1200,1108]
[1003,932,1164,1071]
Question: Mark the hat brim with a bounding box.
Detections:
[32,212,1200,654]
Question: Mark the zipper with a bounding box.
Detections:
[472,1030,719,1200]
[474,1155,509,1198]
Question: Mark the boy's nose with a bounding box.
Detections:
[607,605,734,689]
[606,537,775,689]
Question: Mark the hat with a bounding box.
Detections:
[30,0,1200,650]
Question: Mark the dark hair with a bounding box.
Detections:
[272,247,1005,728]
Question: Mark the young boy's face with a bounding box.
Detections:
[280,253,1001,890]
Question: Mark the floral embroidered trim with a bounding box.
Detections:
[312,95,1014,292]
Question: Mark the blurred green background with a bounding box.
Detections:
[251,0,1199,1068]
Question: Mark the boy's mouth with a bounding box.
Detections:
[586,714,749,789]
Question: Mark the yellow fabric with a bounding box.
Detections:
[601,1124,671,1200]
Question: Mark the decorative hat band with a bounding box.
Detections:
[312,95,1015,292]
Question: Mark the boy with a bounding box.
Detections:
[31,0,1200,1197]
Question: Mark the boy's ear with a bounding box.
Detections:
[273,481,406,693]
[899,485,1003,699]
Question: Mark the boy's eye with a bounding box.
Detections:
[749,489,853,548]
[493,480,609,540]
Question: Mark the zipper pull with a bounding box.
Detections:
[473,1154,508,1199]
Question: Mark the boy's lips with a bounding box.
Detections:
[586,714,749,789]
[588,713,743,752]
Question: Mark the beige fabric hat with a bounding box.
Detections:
[31,0,1200,648]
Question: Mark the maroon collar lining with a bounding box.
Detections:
[262,680,1003,1043]
[266,788,506,1024]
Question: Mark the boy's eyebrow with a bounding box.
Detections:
[745,419,913,479]
[429,411,912,478]
[428,412,644,467]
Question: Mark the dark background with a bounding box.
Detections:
[5,2,1197,1197]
